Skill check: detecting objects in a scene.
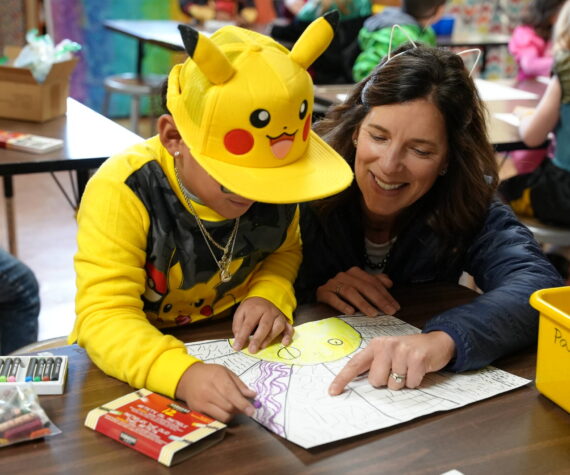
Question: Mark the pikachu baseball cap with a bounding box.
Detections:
[166,12,353,204]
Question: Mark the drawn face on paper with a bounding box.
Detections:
[238,317,361,365]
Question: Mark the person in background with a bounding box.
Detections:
[295,44,563,394]
[271,0,373,83]
[505,0,565,175]
[295,0,371,22]
[509,0,565,81]
[500,0,570,282]
[0,249,40,355]
[352,0,446,81]
[180,0,259,24]
[70,15,352,422]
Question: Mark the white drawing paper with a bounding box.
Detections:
[185,315,530,449]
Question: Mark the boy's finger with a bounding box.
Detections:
[280,322,294,346]
[248,313,275,353]
[258,317,287,350]
[226,375,256,416]
[233,316,258,351]
[203,402,232,423]
[232,307,244,337]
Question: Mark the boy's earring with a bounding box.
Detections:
[353,139,358,147]
[174,151,180,158]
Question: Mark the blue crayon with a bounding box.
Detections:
[25,358,37,382]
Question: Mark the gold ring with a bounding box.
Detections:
[335,283,344,295]
[390,372,406,384]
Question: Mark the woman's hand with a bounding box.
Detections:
[232,297,294,353]
[328,331,456,395]
[175,362,257,422]
[316,266,400,316]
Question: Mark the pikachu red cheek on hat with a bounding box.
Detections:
[167,11,353,204]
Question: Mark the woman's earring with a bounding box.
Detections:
[439,166,448,176]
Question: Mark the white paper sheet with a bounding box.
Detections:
[185,316,530,449]
[475,79,539,101]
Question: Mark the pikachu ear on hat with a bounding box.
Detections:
[289,10,339,70]
[178,24,236,84]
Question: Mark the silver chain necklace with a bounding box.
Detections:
[174,166,240,283]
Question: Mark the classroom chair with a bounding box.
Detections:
[101,73,166,135]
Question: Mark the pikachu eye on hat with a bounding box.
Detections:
[166,11,353,204]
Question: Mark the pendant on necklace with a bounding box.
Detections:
[220,269,232,283]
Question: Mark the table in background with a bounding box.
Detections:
[314,78,547,153]
[103,19,272,76]
[0,98,142,256]
[2,282,569,474]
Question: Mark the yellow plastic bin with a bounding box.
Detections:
[530,286,570,412]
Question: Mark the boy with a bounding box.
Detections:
[70,13,352,422]
[352,0,447,81]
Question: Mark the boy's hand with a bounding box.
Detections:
[175,362,256,423]
[232,297,294,353]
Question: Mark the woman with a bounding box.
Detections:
[295,44,563,395]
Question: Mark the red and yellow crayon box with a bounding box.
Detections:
[84,389,226,466]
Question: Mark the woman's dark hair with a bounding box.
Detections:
[313,44,498,261]
[522,0,565,40]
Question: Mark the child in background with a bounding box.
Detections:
[352,0,446,81]
[500,0,570,279]
[509,0,565,81]
[505,0,565,175]
[179,0,258,24]
[69,14,352,423]
[296,0,372,22]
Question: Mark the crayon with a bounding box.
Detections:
[25,358,37,382]
[51,357,62,381]
[4,415,43,441]
[7,358,21,382]
[0,358,11,382]
[34,358,45,382]
[0,360,4,380]
[42,358,53,382]
[0,412,37,435]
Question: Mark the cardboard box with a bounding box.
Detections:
[0,46,78,122]
[530,286,570,413]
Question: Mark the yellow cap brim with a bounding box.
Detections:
[192,131,353,204]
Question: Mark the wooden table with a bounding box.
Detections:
[0,98,142,256]
[2,283,568,474]
[314,78,547,153]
